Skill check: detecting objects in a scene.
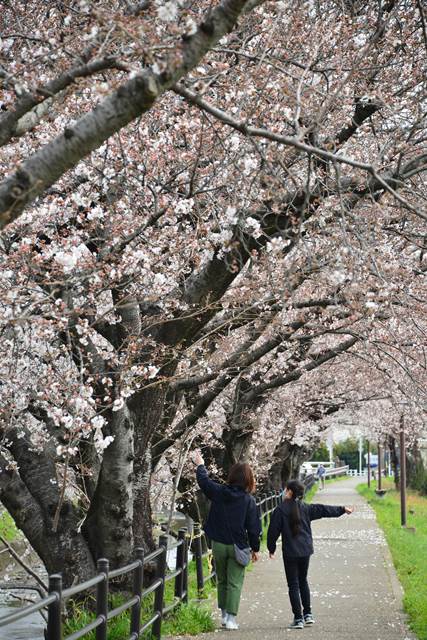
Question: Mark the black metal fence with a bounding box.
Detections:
[0,490,283,640]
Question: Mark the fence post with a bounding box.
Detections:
[153,534,168,640]
[193,523,204,597]
[46,574,62,640]
[130,548,144,638]
[96,558,109,640]
[175,528,186,600]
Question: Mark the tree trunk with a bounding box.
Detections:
[267,442,306,490]
[131,385,170,551]
[0,453,95,587]
[82,406,135,568]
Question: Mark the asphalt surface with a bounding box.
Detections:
[168,476,415,640]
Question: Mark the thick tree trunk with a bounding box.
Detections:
[131,385,170,551]
[82,406,134,568]
[0,453,95,587]
[268,442,306,490]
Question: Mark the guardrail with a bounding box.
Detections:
[324,465,349,477]
[0,489,282,640]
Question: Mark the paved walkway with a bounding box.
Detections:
[170,477,414,640]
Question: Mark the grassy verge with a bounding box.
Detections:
[357,479,427,640]
[324,473,351,485]
[64,555,216,639]
[0,509,18,542]
[304,482,318,502]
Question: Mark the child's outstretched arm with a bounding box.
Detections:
[308,503,354,521]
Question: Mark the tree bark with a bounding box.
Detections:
[130,385,171,550]
[0,451,95,587]
[82,406,135,568]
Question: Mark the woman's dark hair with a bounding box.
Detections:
[286,479,305,537]
[227,463,256,494]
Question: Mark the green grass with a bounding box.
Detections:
[357,479,427,640]
[304,481,318,502]
[0,510,18,542]
[64,555,216,639]
[324,473,350,484]
[162,602,214,636]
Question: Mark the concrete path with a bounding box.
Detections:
[171,477,415,640]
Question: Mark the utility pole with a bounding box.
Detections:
[367,441,371,488]
[400,418,407,527]
[377,441,382,491]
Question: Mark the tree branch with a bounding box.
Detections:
[0,0,264,228]
[243,335,359,402]
[173,85,427,220]
[0,535,47,592]
[0,56,128,148]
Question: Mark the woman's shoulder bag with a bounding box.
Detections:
[222,496,252,567]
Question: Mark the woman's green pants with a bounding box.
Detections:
[212,541,246,615]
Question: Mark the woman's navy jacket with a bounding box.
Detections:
[267,500,345,558]
[196,465,261,552]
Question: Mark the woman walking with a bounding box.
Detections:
[194,451,261,630]
[267,479,354,629]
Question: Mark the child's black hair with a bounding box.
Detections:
[285,479,305,537]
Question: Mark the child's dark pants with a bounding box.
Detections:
[283,555,311,619]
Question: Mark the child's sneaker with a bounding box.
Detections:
[288,618,304,629]
[304,613,315,625]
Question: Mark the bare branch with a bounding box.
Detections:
[173,85,427,221]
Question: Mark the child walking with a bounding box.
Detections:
[267,479,354,629]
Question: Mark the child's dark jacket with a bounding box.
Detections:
[196,465,261,551]
[267,501,345,558]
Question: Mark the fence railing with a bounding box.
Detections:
[324,465,349,477]
[0,490,282,640]
[347,468,368,477]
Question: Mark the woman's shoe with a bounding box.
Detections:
[225,614,239,630]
